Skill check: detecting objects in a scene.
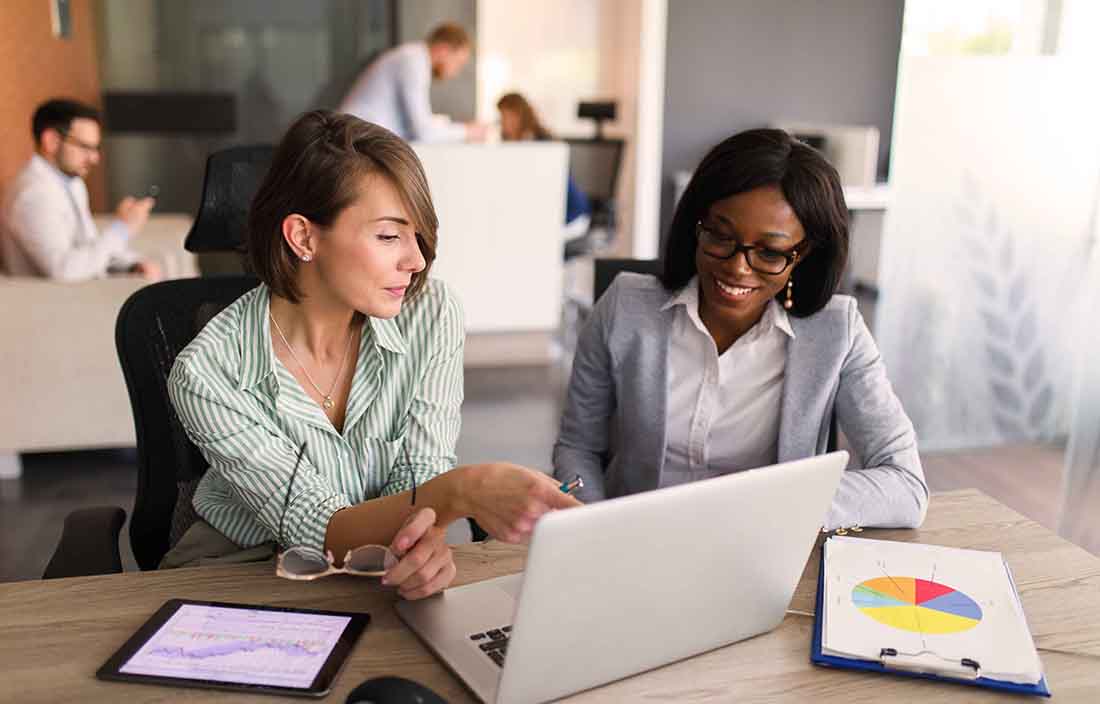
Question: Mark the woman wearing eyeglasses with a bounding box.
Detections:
[553,128,927,530]
[165,111,579,598]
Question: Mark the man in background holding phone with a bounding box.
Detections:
[0,98,162,281]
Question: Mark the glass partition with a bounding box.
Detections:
[96,0,394,213]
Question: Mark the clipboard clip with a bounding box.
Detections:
[879,648,982,681]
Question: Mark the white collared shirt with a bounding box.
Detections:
[661,276,794,486]
[339,41,466,143]
[0,154,137,279]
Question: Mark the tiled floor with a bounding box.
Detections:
[0,364,1086,583]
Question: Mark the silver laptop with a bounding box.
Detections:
[397,451,848,703]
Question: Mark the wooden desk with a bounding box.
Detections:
[4,490,1099,702]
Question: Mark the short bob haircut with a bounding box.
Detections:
[32,98,100,144]
[248,110,438,303]
[662,128,848,317]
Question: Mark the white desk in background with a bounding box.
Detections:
[413,142,567,347]
[842,184,891,294]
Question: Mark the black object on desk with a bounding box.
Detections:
[346,676,448,704]
[98,599,369,698]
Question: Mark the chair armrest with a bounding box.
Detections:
[43,506,127,579]
[468,518,488,542]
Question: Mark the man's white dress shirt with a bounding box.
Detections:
[660,277,794,486]
[1,155,138,280]
[339,41,466,143]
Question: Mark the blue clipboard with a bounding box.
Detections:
[810,541,1051,696]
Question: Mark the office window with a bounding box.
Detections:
[876,0,1099,455]
[96,0,394,213]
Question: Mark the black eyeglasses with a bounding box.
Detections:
[278,440,418,550]
[276,437,396,580]
[404,443,418,505]
[278,441,310,551]
[275,440,419,581]
[58,130,101,155]
[696,221,802,275]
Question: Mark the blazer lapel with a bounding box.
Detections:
[778,316,809,463]
[635,306,672,492]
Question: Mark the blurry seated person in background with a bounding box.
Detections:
[497,92,591,240]
[0,99,161,281]
[166,111,579,598]
[553,128,928,530]
[340,22,487,143]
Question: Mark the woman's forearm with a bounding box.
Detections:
[324,466,474,559]
[825,464,929,530]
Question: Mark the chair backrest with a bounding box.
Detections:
[564,138,625,210]
[183,145,275,253]
[591,257,839,452]
[116,276,258,570]
[594,257,662,303]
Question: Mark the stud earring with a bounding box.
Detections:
[301,253,312,262]
[784,278,794,310]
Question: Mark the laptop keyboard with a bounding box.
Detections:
[468,625,512,666]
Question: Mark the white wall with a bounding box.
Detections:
[475,0,603,136]
[475,0,665,257]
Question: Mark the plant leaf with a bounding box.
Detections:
[986,343,1015,378]
[980,310,1012,341]
[993,409,1026,438]
[972,270,998,299]
[1029,385,1053,428]
[991,380,1023,409]
[1015,307,1038,350]
[1023,347,1046,392]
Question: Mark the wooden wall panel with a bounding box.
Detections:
[0,0,105,211]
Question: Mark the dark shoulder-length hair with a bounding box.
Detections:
[248,110,438,303]
[662,128,848,317]
[496,92,553,141]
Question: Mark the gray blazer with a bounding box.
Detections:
[552,273,928,529]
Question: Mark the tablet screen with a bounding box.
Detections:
[99,600,369,696]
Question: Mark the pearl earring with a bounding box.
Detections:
[301,253,312,262]
[784,278,794,310]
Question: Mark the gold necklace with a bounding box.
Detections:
[269,313,355,411]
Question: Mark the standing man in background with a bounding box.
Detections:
[339,22,487,143]
[1,99,161,281]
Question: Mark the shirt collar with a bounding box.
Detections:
[31,153,76,185]
[238,285,276,391]
[237,285,408,392]
[661,275,796,340]
[367,315,408,355]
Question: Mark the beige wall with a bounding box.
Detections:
[597,0,642,256]
[0,0,105,211]
[476,0,642,255]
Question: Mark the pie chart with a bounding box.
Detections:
[852,577,982,634]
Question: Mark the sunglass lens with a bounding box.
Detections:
[280,547,331,576]
[345,545,397,575]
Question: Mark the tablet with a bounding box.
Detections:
[97,599,369,698]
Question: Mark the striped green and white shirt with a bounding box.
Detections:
[168,279,464,553]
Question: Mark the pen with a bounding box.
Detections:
[559,475,584,495]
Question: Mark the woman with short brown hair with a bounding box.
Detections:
[167,111,578,598]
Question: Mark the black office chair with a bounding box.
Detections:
[590,257,840,453]
[43,276,260,578]
[44,146,270,579]
[183,145,274,254]
[182,144,274,275]
[594,257,663,302]
[563,137,625,259]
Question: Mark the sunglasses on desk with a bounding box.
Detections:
[275,440,415,580]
